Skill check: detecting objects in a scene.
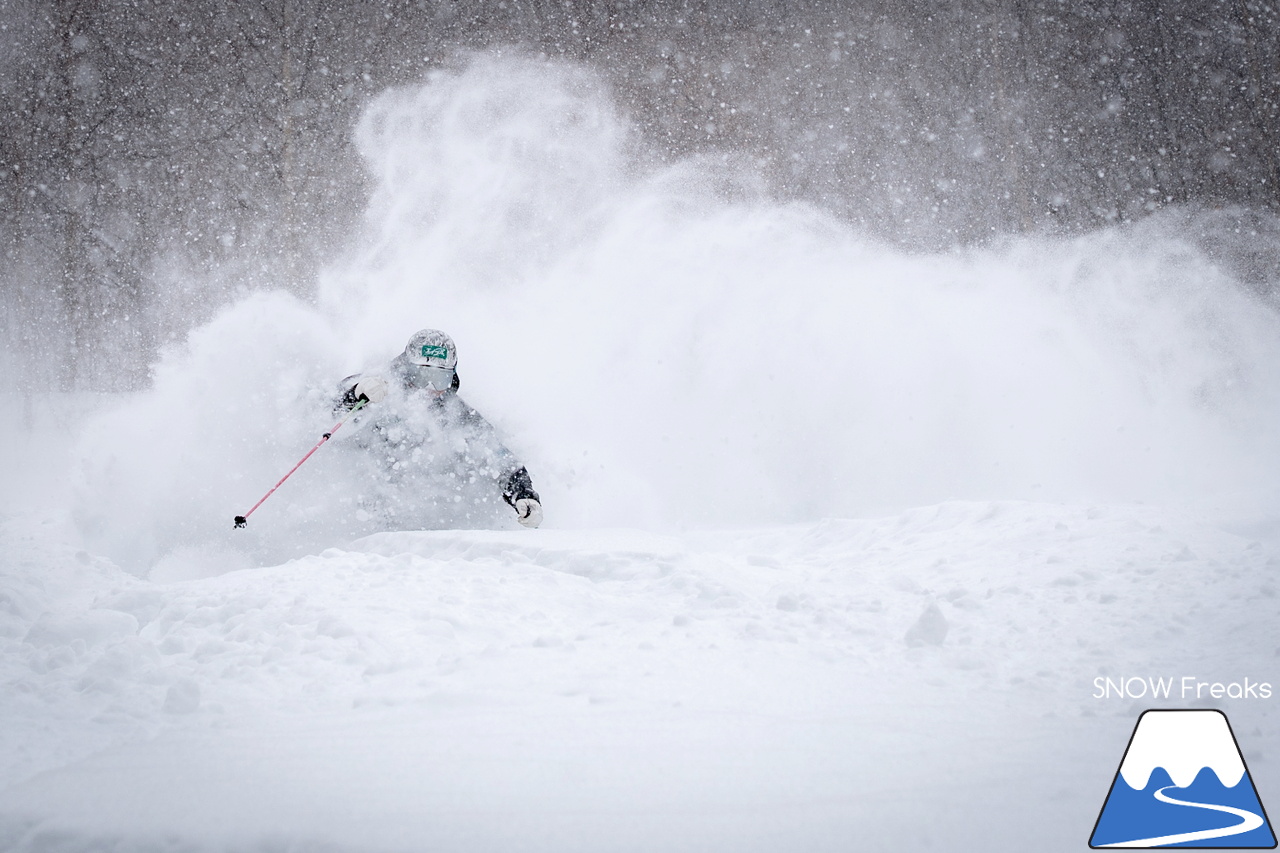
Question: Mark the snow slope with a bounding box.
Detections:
[2,54,1280,852]
[2,497,1278,851]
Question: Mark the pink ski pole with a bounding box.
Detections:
[234,399,366,528]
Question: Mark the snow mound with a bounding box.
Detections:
[1119,710,1246,789]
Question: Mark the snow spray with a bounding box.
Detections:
[69,52,1280,576]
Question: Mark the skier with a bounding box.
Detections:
[334,329,543,529]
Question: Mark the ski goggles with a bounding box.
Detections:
[408,363,455,391]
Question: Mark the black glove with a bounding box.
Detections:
[502,466,539,505]
[502,467,542,528]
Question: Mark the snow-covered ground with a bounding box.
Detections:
[3,485,1278,851]
[3,55,1279,851]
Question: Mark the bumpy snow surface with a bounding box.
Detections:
[4,56,1280,852]
[3,492,1278,852]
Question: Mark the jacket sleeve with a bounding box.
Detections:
[448,394,539,503]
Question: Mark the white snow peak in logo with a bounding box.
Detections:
[1090,709,1276,848]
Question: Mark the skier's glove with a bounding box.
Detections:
[514,498,543,529]
[353,376,388,404]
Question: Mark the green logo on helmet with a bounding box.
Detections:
[420,344,449,360]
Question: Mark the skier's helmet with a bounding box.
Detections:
[402,329,457,391]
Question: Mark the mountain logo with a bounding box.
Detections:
[1090,709,1276,848]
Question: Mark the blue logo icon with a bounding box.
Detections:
[1090,709,1276,848]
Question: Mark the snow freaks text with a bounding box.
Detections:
[1093,676,1274,701]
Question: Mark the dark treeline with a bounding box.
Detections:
[2,0,1278,391]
